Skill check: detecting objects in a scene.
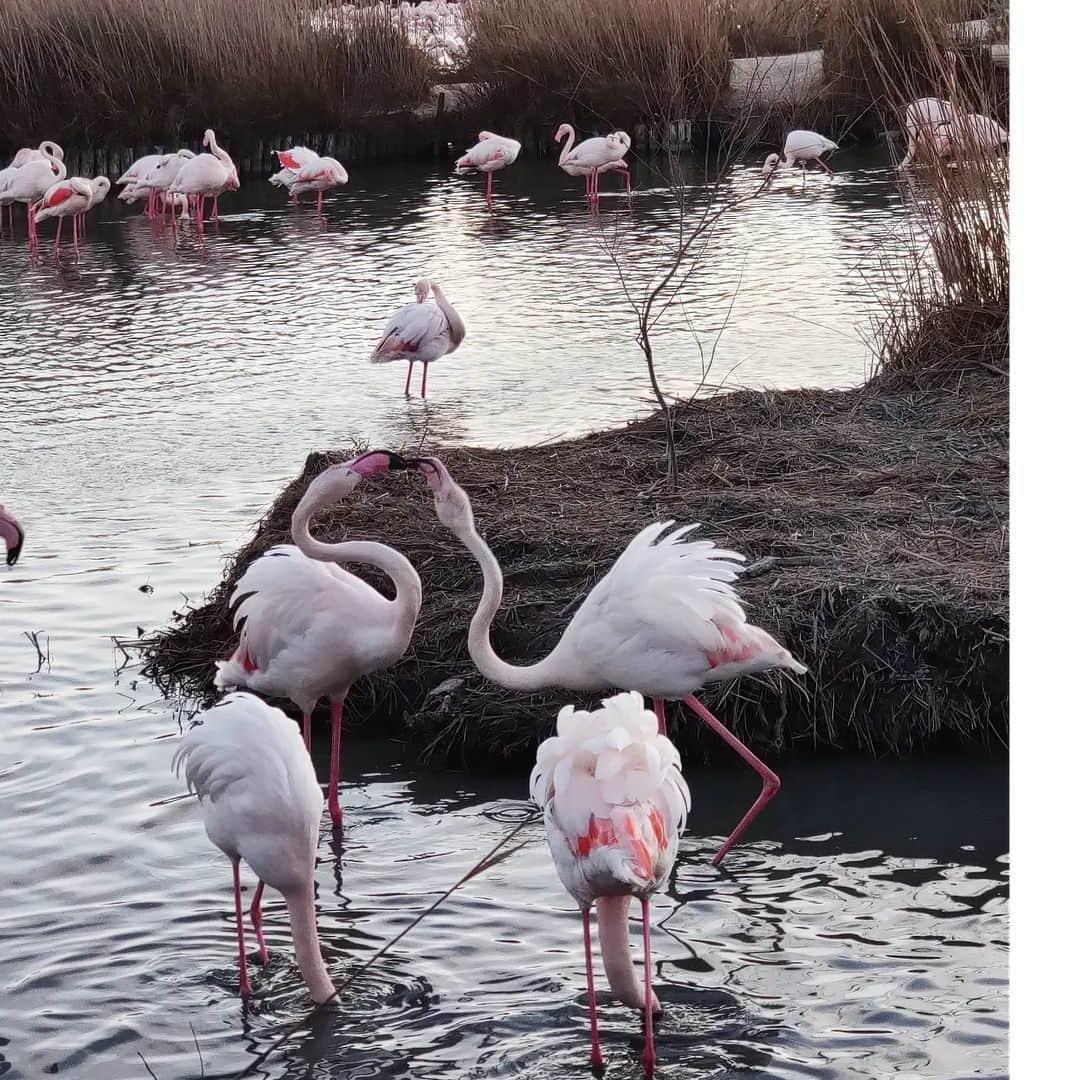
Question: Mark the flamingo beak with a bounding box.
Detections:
[345,450,408,476]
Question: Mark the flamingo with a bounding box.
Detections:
[555,126,632,205]
[214,451,421,827]
[556,125,631,199]
[173,692,336,1002]
[270,146,321,201]
[32,177,102,257]
[935,112,1008,158]
[287,156,349,212]
[899,97,955,168]
[76,176,110,238]
[370,278,465,399]
[117,154,165,216]
[144,149,196,222]
[0,156,67,247]
[454,131,522,209]
[169,129,239,229]
[410,457,806,865]
[9,140,64,168]
[1,504,24,565]
[531,691,688,1077]
[763,130,839,185]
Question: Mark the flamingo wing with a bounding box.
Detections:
[371,302,446,361]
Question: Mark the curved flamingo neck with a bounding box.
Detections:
[596,896,647,1009]
[456,514,565,692]
[557,125,576,165]
[431,284,466,348]
[291,489,422,631]
[283,886,335,1003]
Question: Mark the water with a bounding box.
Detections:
[0,147,1006,1078]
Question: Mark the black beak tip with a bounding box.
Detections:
[384,451,409,471]
[7,540,22,566]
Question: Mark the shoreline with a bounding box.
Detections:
[139,365,1008,768]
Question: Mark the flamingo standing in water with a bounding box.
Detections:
[899,98,955,168]
[454,131,522,209]
[0,156,67,247]
[555,126,632,205]
[531,691,688,1077]
[117,154,165,216]
[144,150,195,221]
[1,504,24,565]
[169,129,239,228]
[935,112,1008,158]
[270,146,321,201]
[32,177,105,257]
[370,278,465,399]
[410,457,806,865]
[763,130,839,185]
[287,156,349,212]
[214,451,421,826]
[173,692,336,1002]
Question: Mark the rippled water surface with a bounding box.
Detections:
[1,148,1005,1078]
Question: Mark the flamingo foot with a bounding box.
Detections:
[250,879,269,964]
[682,694,781,865]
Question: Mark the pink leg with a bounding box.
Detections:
[404,361,414,396]
[328,700,344,826]
[316,190,323,213]
[72,214,79,259]
[816,157,836,177]
[421,363,429,399]
[682,694,781,865]
[232,860,252,996]
[652,698,667,736]
[250,879,269,964]
[485,171,493,210]
[212,196,219,221]
[302,712,312,751]
[582,907,604,1071]
[582,176,590,203]
[641,897,656,1078]
[54,218,61,257]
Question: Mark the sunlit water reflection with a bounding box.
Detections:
[1,148,1003,1078]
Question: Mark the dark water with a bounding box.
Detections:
[0,148,1005,1078]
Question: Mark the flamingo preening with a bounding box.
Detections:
[763,130,839,185]
[270,146,321,202]
[370,278,465,399]
[9,140,64,169]
[214,451,421,827]
[173,692,336,1002]
[1,504,24,565]
[117,154,166,216]
[454,131,522,209]
[555,126,632,205]
[531,691,688,1077]
[411,457,806,865]
[32,177,106,258]
[169,129,239,229]
[0,155,66,246]
[285,156,349,212]
[899,97,955,168]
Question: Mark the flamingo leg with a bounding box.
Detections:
[27,205,35,247]
[816,156,836,177]
[212,196,219,221]
[328,699,344,826]
[232,860,252,996]
[302,712,312,752]
[54,218,61,258]
[404,361,414,396]
[485,170,493,210]
[421,362,429,399]
[682,694,781,865]
[249,879,269,964]
[653,698,667,737]
[316,190,323,213]
[582,907,604,1072]
[641,897,656,1078]
[72,213,79,259]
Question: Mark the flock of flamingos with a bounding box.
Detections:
[0,93,1006,1076]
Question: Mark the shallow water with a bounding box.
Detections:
[0,147,1005,1078]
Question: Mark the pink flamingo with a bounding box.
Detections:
[270,146,321,202]
[117,154,165,217]
[76,176,110,238]
[899,98,955,168]
[1,504,24,565]
[32,177,102,257]
[454,131,522,209]
[174,692,336,1002]
[370,278,465,399]
[555,125,632,205]
[169,129,239,229]
[763,130,839,186]
[1,156,67,247]
[214,451,421,827]
[287,156,349,212]
[143,150,195,221]
[532,691,688,1077]
[9,140,64,168]
[412,458,807,865]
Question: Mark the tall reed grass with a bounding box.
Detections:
[726,0,828,59]
[461,0,733,129]
[0,0,435,147]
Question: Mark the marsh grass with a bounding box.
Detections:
[0,0,435,147]
[726,0,828,58]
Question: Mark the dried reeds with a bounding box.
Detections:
[0,0,435,146]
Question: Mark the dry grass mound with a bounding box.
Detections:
[139,363,1008,769]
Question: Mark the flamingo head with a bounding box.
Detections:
[41,140,64,162]
[202,129,216,149]
[410,458,474,533]
[345,449,408,479]
[608,131,632,151]
[554,123,573,143]
[92,176,111,200]
[295,451,408,516]
[414,278,433,303]
[1,504,25,566]
[762,153,780,179]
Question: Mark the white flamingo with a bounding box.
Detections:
[555,126,632,204]
[173,692,336,1002]
[899,97,955,168]
[411,457,806,864]
[33,176,108,256]
[145,149,195,221]
[0,156,67,246]
[454,131,522,209]
[269,146,321,200]
[214,451,421,826]
[370,278,465,399]
[117,154,165,216]
[1,504,24,566]
[555,124,631,198]
[763,130,839,184]
[532,691,688,1078]
[169,129,239,228]
[287,156,349,212]
[936,112,1008,157]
